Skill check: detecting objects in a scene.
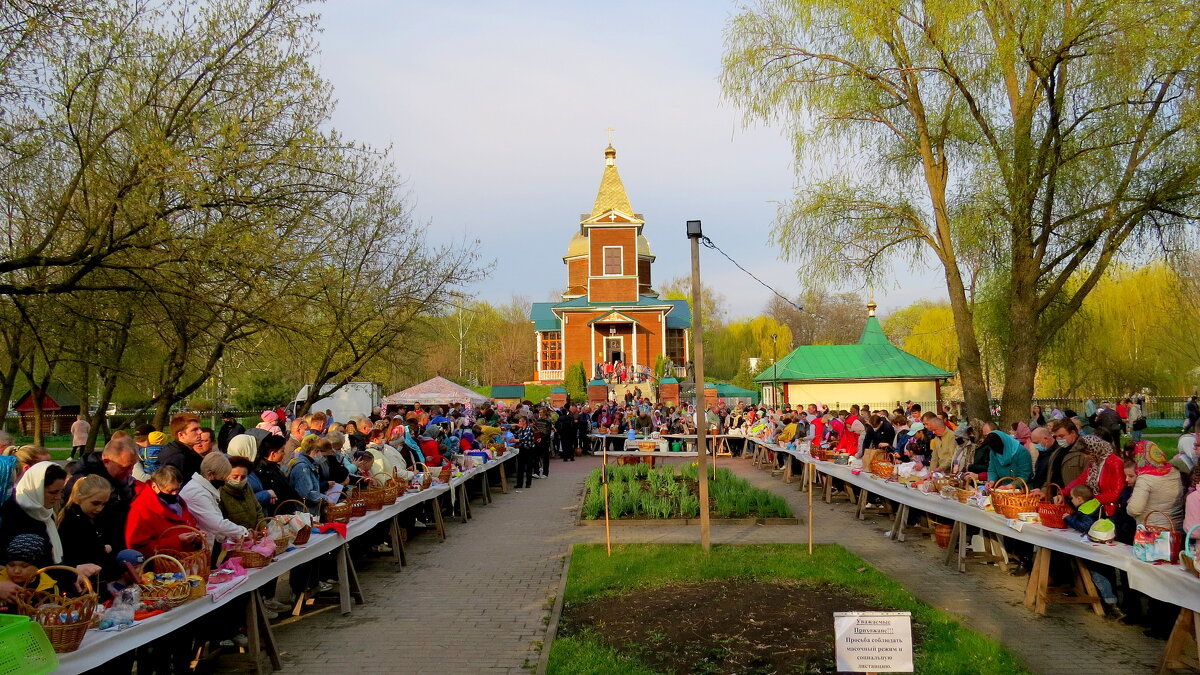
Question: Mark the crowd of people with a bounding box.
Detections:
[728,397,1200,640]
[0,390,1193,668]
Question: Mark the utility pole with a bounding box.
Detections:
[686,220,711,552]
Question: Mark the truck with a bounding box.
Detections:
[288,382,381,424]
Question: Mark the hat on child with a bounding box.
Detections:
[115,549,144,566]
[6,534,49,568]
[147,431,168,446]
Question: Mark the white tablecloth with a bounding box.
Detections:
[746,437,1200,613]
[55,451,521,673]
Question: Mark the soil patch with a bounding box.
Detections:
[562,579,917,674]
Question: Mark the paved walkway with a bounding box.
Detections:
[271,454,1170,675]
[271,460,590,675]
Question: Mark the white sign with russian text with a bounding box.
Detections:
[833,611,913,673]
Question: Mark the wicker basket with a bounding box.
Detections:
[157,525,211,579]
[991,477,1041,519]
[138,554,192,608]
[436,464,453,484]
[230,535,274,568]
[323,494,352,524]
[414,462,434,489]
[348,489,368,518]
[16,566,99,653]
[1182,524,1200,577]
[256,518,291,556]
[870,452,897,479]
[955,476,979,504]
[934,523,953,548]
[637,440,657,452]
[1036,484,1071,529]
[363,485,387,511]
[275,500,313,545]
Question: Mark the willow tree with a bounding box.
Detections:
[723,0,1200,423]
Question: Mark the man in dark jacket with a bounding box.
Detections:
[65,440,139,554]
[216,412,246,452]
[556,405,577,461]
[158,413,203,485]
[576,408,593,455]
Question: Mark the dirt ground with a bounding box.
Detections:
[562,579,917,674]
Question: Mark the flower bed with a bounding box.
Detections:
[579,463,793,520]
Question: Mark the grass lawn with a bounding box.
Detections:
[548,543,1032,675]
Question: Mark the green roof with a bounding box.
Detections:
[754,316,952,383]
[490,384,525,399]
[550,386,567,393]
[529,295,691,331]
[714,382,759,404]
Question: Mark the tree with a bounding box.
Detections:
[766,289,868,346]
[660,276,727,330]
[724,0,1200,424]
[565,362,588,402]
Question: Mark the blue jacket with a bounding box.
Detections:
[288,454,323,507]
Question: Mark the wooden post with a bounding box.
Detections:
[688,224,711,553]
[807,462,814,555]
[603,444,611,556]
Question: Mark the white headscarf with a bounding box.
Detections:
[14,461,63,564]
[227,434,258,462]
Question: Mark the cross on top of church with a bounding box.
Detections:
[605,126,615,144]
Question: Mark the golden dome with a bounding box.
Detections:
[637,234,652,256]
[566,231,587,258]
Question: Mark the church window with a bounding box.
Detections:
[541,331,562,370]
[666,328,686,363]
[602,246,623,275]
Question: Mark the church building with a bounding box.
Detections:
[529,144,691,384]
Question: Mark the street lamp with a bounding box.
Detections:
[686,219,710,552]
[770,333,778,408]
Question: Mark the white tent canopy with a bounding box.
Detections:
[381,376,489,407]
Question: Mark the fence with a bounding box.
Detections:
[2,411,270,443]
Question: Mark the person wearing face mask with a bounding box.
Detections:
[218,456,264,529]
[1036,418,1104,490]
[125,466,202,556]
[179,452,251,545]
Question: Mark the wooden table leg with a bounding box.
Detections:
[389,515,405,566]
[480,471,491,504]
[944,522,959,568]
[245,590,281,674]
[823,475,833,503]
[1023,547,1047,609]
[498,463,510,493]
[856,487,869,520]
[337,544,352,616]
[1159,608,1199,673]
[783,457,792,483]
[1074,558,1106,617]
[433,493,447,540]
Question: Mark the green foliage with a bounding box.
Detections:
[233,374,296,411]
[653,354,665,381]
[552,544,1032,675]
[565,362,588,401]
[580,465,791,520]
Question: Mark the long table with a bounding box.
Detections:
[55,450,519,674]
[745,437,1200,614]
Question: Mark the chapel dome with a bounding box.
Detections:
[566,231,587,258]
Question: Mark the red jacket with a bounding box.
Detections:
[125,484,199,556]
[1065,453,1127,516]
[419,438,443,466]
[835,415,860,454]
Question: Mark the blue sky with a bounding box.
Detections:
[314,1,948,317]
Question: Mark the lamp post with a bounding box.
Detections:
[770,333,778,409]
[686,219,711,552]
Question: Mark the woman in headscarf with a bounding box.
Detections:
[248,435,299,515]
[979,430,1032,484]
[0,461,96,578]
[1125,441,1183,530]
[0,460,64,558]
[1063,436,1127,516]
[1012,421,1032,446]
[227,434,258,462]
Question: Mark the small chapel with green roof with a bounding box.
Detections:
[755,299,952,410]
